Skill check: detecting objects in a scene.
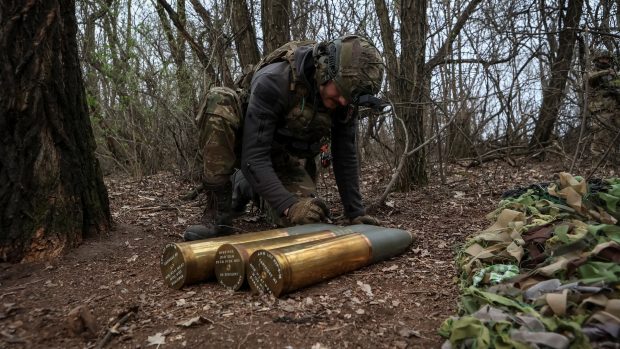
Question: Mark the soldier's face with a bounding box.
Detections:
[596,58,611,68]
[320,81,349,109]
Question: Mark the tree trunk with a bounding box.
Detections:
[0,0,111,262]
[374,0,398,98]
[597,0,615,50]
[617,0,620,33]
[228,0,261,69]
[447,108,475,159]
[530,0,584,149]
[261,0,291,53]
[396,0,429,189]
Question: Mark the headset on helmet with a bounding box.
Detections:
[313,35,385,106]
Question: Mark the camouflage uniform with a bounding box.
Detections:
[196,87,243,186]
[588,52,620,159]
[196,57,329,225]
[187,35,384,240]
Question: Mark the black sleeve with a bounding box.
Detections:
[240,70,298,215]
[331,111,365,218]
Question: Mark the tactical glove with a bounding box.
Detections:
[349,214,381,226]
[286,198,329,225]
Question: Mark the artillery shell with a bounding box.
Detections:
[161,223,350,289]
[247,227,412,297]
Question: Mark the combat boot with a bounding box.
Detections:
[230,170,254,217]
[183,182,234,241]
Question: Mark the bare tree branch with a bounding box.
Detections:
[426,0,483,70]
[154,0,213,72]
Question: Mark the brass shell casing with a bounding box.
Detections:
[214,230,338,290]
[160,223,346,289]
[247,233,373,297]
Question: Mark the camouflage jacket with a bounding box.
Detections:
[240,45,365,218]
[589,68,620,92]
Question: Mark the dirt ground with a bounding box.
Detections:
[1,159,607,349]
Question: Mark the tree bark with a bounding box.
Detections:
[228,0,261,69]
[261,0,291,53]
[395,0,429,189]
[530,0,584,149]
[0,0,111,262]
[597,0,615,50]
[374,0,398,98]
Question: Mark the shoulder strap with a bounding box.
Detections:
[235,40,316,92]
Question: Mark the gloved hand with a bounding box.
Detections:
[349,214,381,226]
[286,198,329,225]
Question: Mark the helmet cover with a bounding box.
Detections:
[315,35,384,102]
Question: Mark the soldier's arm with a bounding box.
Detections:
[588,69,616,84]
[331,111,366,218]
[240,68,299,216]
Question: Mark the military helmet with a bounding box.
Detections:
[592,49,613,68]
[314,35,384,102]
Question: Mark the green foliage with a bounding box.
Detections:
[78,1,204,178]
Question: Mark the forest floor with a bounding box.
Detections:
[1,158,616,349]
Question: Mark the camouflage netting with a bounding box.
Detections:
[439,172,620,349]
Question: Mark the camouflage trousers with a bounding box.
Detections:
[197,87,317,225]
[588,93,620,160]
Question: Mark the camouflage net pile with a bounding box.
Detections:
[439,173,620,349]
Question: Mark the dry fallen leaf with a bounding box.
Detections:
[176,316,208,328]
[147,332,166,346]
[393,340,408,349]
[66,305,98,338]
[280,303,297,312]
[398,328,421,338]
[279,299,298,313]
[357,281,374,298]
[44,280,58,287]
[382,265,399,272]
